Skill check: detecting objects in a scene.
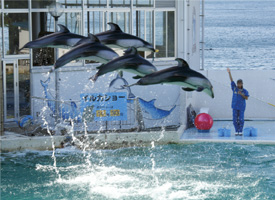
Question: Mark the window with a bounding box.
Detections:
[4,0,28,9]
[134,0,153,7]
[4,13,29,55]
[155,11,175,58]
[85,0,107,8]
[32,0,53,9]
[1,0,176,64]
[0,13,2,55]
[109,0,131,8]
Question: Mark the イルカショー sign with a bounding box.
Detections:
[80,92,127,121]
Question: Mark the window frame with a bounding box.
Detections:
[1,0,178,70]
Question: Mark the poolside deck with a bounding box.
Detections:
[180,120,275,145]
[1,121,275,152]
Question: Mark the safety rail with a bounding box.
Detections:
[31,96,145,134]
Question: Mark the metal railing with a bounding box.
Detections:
[31,96,145,133]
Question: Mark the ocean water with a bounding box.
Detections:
[1,143,275,200]
[204,0,275,70]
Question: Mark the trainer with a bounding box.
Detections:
[227,68,249,136]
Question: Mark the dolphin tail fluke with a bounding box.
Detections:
[49,66,55,73]
[89,74,99,82]
[96,64,104,69]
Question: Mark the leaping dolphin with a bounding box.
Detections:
[90,47,157,82]
[53,34,119,71]
[19,24,85,51]
[128,58,215,98]
[76,23,158,52]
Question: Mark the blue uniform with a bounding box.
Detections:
[231,81,249,133]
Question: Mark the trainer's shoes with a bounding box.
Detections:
[238,132,243,136]
[235,132,243,136]
[235,132,239,136]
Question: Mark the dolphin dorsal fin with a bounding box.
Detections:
[58,24,70,33]
[124,47,138,56]
[175,58,190,69]
[108,22,122,32]
[88,33,100,43]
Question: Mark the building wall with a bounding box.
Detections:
[31,64,187,130]
[191,70,275,120]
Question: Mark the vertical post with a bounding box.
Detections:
[0,62,4,135]
[54,17,60,125]
[200,0,205,70]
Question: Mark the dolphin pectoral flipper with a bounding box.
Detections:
[182,88,196,92]
[196,86,204,92]
[132,75,143,79]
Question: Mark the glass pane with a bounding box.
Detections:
[109,0,130,8]
[61,0,82,8]
[18,59,30,116]
[86,11,104,35]
[146,11,153,44]
[58,12,81,34]
[85,0,107,8]
[146,11,154,58]
[5,63,15,119]
[109,12,130,33]
[155,0,175,8]
[0,13,2,55]
[155,11,175,58]
[4,13,29,55]
[32,12,54,66]
[32,0,53,8]
[4,0,28,9]
[155,11,166,58]
[133,10,145,40]
[167,11,175,57]
[134,0,153,7]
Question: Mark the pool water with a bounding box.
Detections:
[1,143,275,200]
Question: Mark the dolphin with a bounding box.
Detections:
[53,34,119,71]
[138,98,176,120]
[76,22,158,52]
[90,47,157,82]
[128,58,215,98]
[19,24,85,51]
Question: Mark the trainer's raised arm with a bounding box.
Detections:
[227,68,233,82]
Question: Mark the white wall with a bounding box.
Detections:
[31,64,187,130]
[191,70,275,120]
[186,0,201,71]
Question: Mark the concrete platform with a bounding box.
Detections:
[180,121,275,145]
[1,121,275,152]
[0,126,184,152]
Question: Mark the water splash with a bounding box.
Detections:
[40,106,61,180]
